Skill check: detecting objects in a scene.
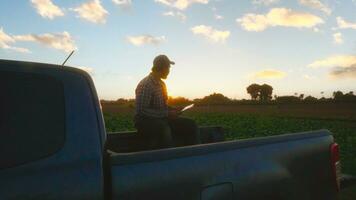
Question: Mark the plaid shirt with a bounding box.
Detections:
[135,73,169,119]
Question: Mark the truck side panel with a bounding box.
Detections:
[110,130,337,200]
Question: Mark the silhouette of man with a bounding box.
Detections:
[134,55,200,150]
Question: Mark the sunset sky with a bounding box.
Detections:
[1,0,356,100]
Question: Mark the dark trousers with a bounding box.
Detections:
[135,117,200,150]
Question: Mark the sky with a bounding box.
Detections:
[1,0,356,100]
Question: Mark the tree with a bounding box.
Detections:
[333,91,344,100]
[259,84,273,101]
[246,83,260,100]
[116,98,129,105]
[343,91,356,101]
[276,96,300,103]
[304,95,318,102]
[299,94,304,100]
[167,96,192,107]
[198,93,232,105]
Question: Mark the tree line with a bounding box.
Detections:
[245,83,356,103]
[100,83,356,107]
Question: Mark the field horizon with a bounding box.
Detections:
[102,102,356,121]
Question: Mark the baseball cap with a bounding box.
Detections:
[153,55,175,67]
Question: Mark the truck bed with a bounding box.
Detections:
[106,126,225,153]
[108,129,338,200]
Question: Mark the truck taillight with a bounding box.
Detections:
[330,143,341,192]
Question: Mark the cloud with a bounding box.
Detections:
[336,17,356,30]
[72,0,108,24]
[191,25,230,43]
[31,0,64,19]
[163,11,187,21]
[0,28,15,47]
[313,27,320,32]
[155,0,209,10]
[330,64,356,79]
[237,8,324,32]
[309,55,356,79]
[0,28,31,53]
[237,14,269,31]
[333,32,343,44]
[253,69,287,79]
[214,14,223,20]
[112,0,132,9]
[308,55,356,68]
[5,46,31,53]
[14,31,77,53]
[303,74,316,80]
[1,28,75,53]
[298,0,331,15]
[211,6,223,20]
[252,0,279,6]
[126,35,166,46]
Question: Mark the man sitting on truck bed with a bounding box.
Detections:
[134,55,200,150]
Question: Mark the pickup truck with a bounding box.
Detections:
[0,59,354,200]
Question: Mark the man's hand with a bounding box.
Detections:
[175,106,184,112]
[168,109,182,119]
